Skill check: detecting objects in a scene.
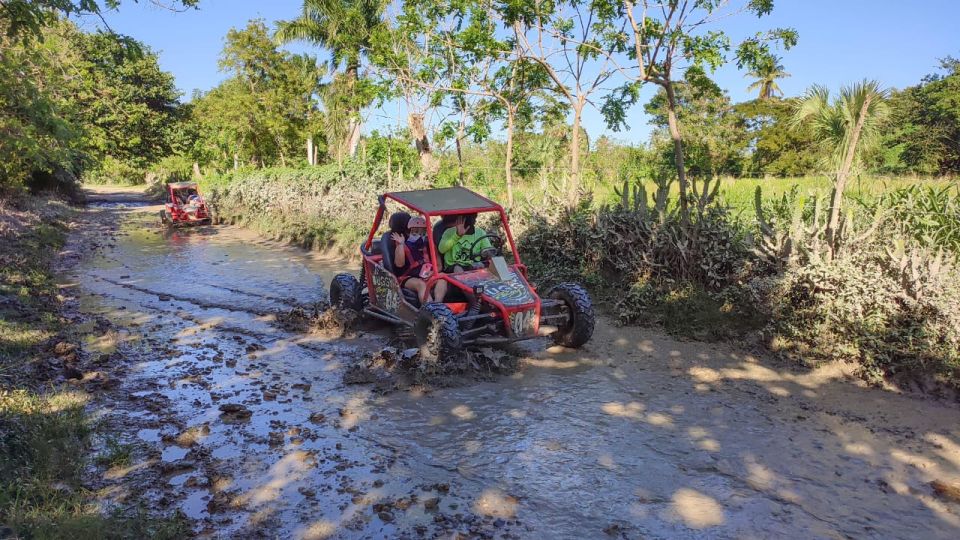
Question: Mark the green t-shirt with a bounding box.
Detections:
[438,226,492,269]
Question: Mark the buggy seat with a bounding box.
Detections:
[378,232,420,307]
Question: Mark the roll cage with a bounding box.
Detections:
[363,187,525,275]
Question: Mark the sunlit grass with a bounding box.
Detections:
[481,174,954,213]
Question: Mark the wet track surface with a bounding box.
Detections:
[64,196,960,539]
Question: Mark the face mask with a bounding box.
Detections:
[408,233,422,242]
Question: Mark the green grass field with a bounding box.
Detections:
[483,174,958,214]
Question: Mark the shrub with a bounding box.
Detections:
[882,184,960,255]
[758,229,960,387]
[518,200,758,338]
[202,160,407,256]
[82,156,145,185]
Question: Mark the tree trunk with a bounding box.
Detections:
[387,148,392,189]
[505,108,515,208]
[664,81,690,224]
[455,135,465,187]
[345,63,362,158]
[346,120,361,158]
[233,153,239,170]
[408,112,437,176]
[277,135,286,167]
[306,136,314,166]
[567,103,584,207]
[455,113,466,186]
[826,93,873,257]
[192,162,202,180]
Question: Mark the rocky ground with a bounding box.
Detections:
[48,185,960,539]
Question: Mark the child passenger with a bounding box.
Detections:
[392,216,447,303]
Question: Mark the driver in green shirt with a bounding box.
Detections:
[438,213,492,272]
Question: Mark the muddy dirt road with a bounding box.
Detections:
[63,187,960,539]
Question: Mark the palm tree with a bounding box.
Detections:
[793,80,889,257]
[275,0,386,158]
[746,56,790,99]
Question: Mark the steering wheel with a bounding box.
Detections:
[467,234,504,263]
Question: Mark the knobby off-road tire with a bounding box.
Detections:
[330,273,362,312]
[414,303,462,364]
[547,283,595,348]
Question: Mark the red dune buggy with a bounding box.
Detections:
[329,187,595,361]
[159,181,211,226]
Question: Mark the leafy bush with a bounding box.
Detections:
[83,156,145,185]
[518,200,757,338]
[882,184,960,255]
[203,160,408,256]
[760,233,960,386]
[520,179,960,389]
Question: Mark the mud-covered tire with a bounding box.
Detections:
[547,283,595,348]
[330,273,362,312]
[159,210,172,226]
[414,303,462,363]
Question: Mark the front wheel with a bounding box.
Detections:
[330,273,361,312]
[547,283,595,348]
[414,303,462,364]
[159,210,172,226]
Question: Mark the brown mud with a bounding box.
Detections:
[58,185,960,539]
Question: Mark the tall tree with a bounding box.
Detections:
[191,20,324,170]
[746,55,790,99]
[64,25,181,176]
[605,0,797,224]
[377,0,547,204]
[275,0,387,158]
[734,97,818,177]
[0,0,198,41]
[879,58,960,175]
[504,0,629,207]
[793,80,889,257]
[646,69,746,182]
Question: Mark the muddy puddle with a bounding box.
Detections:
[87,200,154,209]
[64,199,960,539]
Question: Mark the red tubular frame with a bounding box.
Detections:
[166,184,210,222]
[361,190,540,337]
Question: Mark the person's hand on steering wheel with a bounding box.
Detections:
[467,234,504,263]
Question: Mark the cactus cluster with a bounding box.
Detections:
[612,174,672,222]
[752,185,888,265]
[885,239,951,302]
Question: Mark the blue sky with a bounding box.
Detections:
[81,0,960,144]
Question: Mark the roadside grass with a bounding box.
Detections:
[0,200,70,377]
[0,197,187,538]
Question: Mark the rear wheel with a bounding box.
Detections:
[414,303,462,364]
[547,283,595,348]
[330,273,361,312]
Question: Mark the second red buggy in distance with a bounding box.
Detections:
[159,181,212,226]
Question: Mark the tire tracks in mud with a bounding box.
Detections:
[95,275,278,317]
[91,275,356,356]
[192,281,305,308]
